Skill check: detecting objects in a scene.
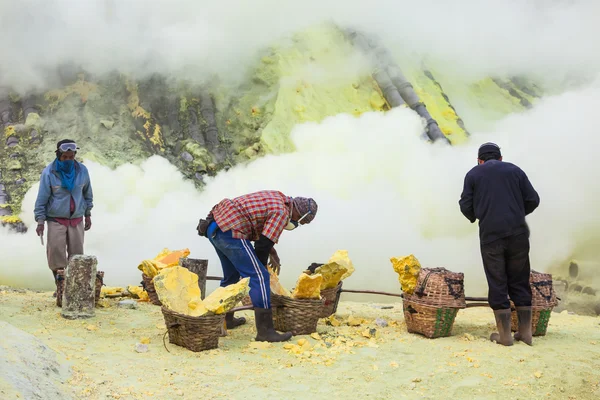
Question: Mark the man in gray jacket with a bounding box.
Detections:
[34,140,94,292]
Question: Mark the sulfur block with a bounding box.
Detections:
[203,278,250,314]
[315,261,347,290]
[390,254,422,294]
[328,250,355,281]
[153,266,207,316]
[292,273,323,299]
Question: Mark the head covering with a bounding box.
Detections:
[56,139,79,153]
[292,197,318,224]
[478,142,501,159]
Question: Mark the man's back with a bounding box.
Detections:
[459,160,540,244]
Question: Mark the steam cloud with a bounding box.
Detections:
[0,0,599,299]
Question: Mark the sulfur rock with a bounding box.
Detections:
[328,250,355,281]
[314,261,347,290]
[153,266,207,316]
[203,278,250,314]
[137,248,191,279]
[292,273,323,299]
[390,254,422,295]
[127,285,149,301]
[267,265,292,297]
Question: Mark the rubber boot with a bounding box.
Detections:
[226,312,246,329]
[489,309,514,346]
[52,271,58,298]
[514,306,533,346]
[254,308,292,342]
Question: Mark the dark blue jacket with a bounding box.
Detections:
[459,160,539,244]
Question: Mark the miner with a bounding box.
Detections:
[34,140,94,297]
[198,190,318,342]
[459,142,540,346]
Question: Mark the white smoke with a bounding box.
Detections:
[2,80,600,297]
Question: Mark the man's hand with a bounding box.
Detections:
[269,247,281,275]
[36,223,44,237]
[84,216,92,231]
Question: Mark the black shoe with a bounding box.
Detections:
[514,306,533,346]
[225,312,246,329]
[490,309,514,346]
[254,308,292,342]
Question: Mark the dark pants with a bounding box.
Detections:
[480,233,532,310]
[206,221,271,309]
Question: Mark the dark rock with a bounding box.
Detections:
[6,136,18,147]
[15,178,26,185]
[180,152,193,162]
[61,255,98,320]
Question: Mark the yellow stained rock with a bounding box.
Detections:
[101,286,124,295]
[314,261,347,290]
[140,337,150,344]
[267,265,292,297]
[291,273,323,299]
[328,250,355,281]
[137,248,190,278]
[347,316,362,326]
[127,285,149,302]
[203,278,250,314]
[153,266,207,316]
[390,254,422,294]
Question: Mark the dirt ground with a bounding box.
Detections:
[1,287,599,400]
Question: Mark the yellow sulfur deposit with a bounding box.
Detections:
[153,266,206,316]
[267,265,292,297]
[203,278,250,314]
[315,261,347,290]
[292,273,323,299]
[137,248,190,279]
[390,254,422,294]
[328,250,355,281]
[127,285,149,302]
[100,286,125,296]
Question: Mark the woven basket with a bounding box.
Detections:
[241,295,252,306]
[94,271,104,306]
[179,258,208,300]
[409,267,466,309]
[161,307,225,352]
[271,293,324,335]
[141,273,162,306]
[509,270,558,336]
[55,269,65,307]
[319,281,343,318]
[403,297,459,338]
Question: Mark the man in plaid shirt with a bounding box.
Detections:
[200,190,318,342]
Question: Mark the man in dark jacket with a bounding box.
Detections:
[459,142,540,346]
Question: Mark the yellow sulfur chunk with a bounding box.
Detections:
[315,261,347,290]
[203,278,250,314]
[137,260,159,278]
[153,266,206,316]
[390,254,422,294]
[127,285,149,301]
[267,265,292,297]
[328,250,355,281]
[154,248,190,268]
[101,286,124,295]
[292,273,323,299]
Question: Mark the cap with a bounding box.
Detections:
[478,142,501,158]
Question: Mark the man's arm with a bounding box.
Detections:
[254,234,275,266]
[459,173,476,223]
[33,170,51,223]
[520,170,540,215]
[82,173,93,217]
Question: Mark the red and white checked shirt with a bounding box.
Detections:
[211,190,292,243]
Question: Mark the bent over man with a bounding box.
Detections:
[34,139,94,295]
[199,190,318,342]
[459,143,540,346]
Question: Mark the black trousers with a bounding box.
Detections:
[480,233,532,310]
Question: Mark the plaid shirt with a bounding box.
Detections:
[211,190,292,243]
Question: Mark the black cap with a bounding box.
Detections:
[478,142,501,158]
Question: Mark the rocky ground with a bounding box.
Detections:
[1,287,599,400]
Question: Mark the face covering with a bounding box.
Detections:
[55,159,76,192]
[285,220,299,231]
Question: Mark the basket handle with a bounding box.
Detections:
[444,277,464,300]
[414,267,445,298]
[531,280,554,301]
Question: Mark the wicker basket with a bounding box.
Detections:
[55,269,65,307]
[161,307,225,352]
[95,271,104,306]
[271,293,324,335]
[179,258,208,300]
[319,281,343,318]
[141,273,162,306]
[410,267,466,309]
[403,297,459,338]
[509,270,558,336]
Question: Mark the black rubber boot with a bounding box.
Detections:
[52,270,58,298]
[225,312,246,329]
[490,309,514,346]
[514,306,533,346]
[254,308,292,342]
